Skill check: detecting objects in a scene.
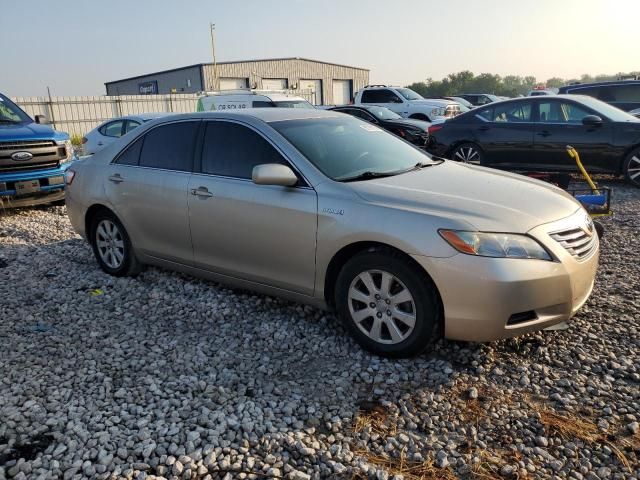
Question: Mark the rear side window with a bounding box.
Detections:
[100,120,124,137]
[252,101,276,108]
[139,121,199,171]
[567,85,600,97]
[115,137,143,166]
[201,122,286,179]
[125,120,141,133]
[602,84,640,102]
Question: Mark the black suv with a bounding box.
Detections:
[558,80,640,112]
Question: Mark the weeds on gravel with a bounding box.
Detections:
[353,400,397,438]
[352,449,458,480]
[536,407,638,472]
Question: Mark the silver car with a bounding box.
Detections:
[65,109,599,357]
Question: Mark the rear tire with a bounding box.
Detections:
[623,147,640,187]
[89,210,141,277]
[335,250,441,358]
[450,142,484,165]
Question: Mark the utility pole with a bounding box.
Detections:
[210,23,219,91]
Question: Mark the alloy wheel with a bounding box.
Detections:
[627,154,640,183]
[96,219,125,269]
[347,269,416,345]
[453,146,481,164]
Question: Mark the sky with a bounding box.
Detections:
[2,0,638,96]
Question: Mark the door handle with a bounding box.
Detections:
[537,131,552,137]
[478,125,490,131]
[108,174,124,184]
[97,142,104,146]
[191,187,213,198]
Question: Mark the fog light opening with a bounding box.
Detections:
[507,310,538,326]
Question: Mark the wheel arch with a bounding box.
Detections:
[85,203,118,243]
[323,241,443,320]
[409,113,430,122]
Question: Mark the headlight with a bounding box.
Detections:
[439,230,552,260]
[430,107,446,117]
[58,139,74,164]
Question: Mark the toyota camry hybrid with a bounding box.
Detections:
[65,109,599,357]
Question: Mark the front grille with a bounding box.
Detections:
[550,227,598,260]
[0,139,65,173]
[0,140,56,151]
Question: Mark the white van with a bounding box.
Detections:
[196,90,315,111]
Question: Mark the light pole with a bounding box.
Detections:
[210,23,219,91]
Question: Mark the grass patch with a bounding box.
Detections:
[352,449,458,480]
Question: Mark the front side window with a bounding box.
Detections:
[139,121,199,171]
[272,116,437,181]
[125,120,141,133]
[201,122,286,179]
[538,101,590,123]
[100,121,125,137]
[361,89,403,104]
[0,94,31,123]
[395,88,423,101]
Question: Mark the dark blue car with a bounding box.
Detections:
[0,93,76,208]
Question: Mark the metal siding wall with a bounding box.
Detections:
[12,95,199,136]
[105,66,204,95]
[202,59,369,104]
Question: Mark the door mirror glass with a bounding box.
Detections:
[582,115,603,126]
[252,164,298,186]
[35,114,48,124]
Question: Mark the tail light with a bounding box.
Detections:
[428,125,443,135]
[64,169,76,185]
[81,137,88,144]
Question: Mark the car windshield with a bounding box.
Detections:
[272,116,437,181]
[575,95,640,122]
[274,100,315,109]
[366,106,402,120]
[396,88,424,101]
[0,94,31,123]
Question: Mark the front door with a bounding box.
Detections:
[188,120,317,295]
[104,121,200,264]
[533,99,614,172]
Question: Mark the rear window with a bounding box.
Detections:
[139,121,199,171]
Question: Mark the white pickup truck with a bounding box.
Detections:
[354,85,461,122]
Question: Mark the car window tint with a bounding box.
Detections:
[361,89,401,104]
[115,137,143,166]
[139,121,199,171]
[605,84,640,102]
[476,107,494,121]
[538,101,590,123]
[350,109,376,122]
[252,101,276,108]
[125,120,141,133]
[101,121,124,137]
[492,102,532,122]
[568,85,600,98]
[360,90,379,103]
[201,121,286,179]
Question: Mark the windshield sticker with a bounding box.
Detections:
[359,124,383,132]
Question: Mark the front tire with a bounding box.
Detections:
[623,147,640,187]
[450,142,484,164]
[335,250,440,358]
[90,210,141,277]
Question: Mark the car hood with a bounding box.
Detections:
[0,121,68,142]
[385,118,430,129]
[349,161,581,233]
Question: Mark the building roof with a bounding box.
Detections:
[105,57,369,86]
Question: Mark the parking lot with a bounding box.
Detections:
[0,179,637,479]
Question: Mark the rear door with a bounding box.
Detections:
[104,120,200,263]
[532,99,614,171]
[187,120,318,295]
[471,101,536,168]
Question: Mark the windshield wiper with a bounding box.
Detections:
[338,170,401,182]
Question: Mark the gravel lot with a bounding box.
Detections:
[0,180,638,480]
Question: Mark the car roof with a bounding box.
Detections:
[154,108,341,124]
[560,80,640,90]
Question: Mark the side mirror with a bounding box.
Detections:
[35,114,48,124]
[252,164,298,187]
[582,115,603,127]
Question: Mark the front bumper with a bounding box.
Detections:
[412,210,599,342]
[0,163,71,208]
